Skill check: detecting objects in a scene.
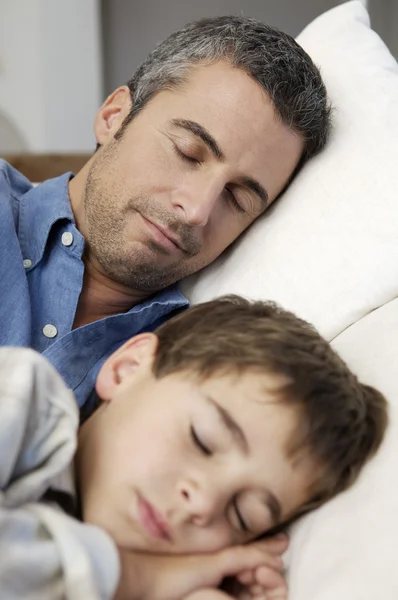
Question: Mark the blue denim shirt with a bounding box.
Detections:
[0,160,189,410]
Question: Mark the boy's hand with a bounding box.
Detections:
[221,534,288,600]
[114,533,288,600]
[222,561,288,599]
[188,567,288,600]
[183,591,234,600]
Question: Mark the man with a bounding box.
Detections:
[0,16,330,411]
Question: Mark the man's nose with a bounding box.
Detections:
[178,479,222,527]
[171,177,224,227]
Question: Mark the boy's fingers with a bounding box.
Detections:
[265,585,288,600]
[251,534,289,555]
[237,569,256,585]
[217,545,284,583]
[249,583,266,596]
[183,590,233,600]
[253,565,288,598]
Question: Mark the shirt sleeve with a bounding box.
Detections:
[0,347,120,600]
[0,502,120,600]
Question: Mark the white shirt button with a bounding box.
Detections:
[23,259,32,269]
[43,324,58,338]
[61,232,74,246]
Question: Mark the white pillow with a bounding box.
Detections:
[182,1,398,341]
[286,297,398,600]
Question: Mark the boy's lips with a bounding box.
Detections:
[137,495,173,542]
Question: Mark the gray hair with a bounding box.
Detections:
[115,15,331,168]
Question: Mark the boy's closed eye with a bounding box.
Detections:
[190,424,251,535]
[190,425,213,456]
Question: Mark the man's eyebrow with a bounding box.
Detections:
[240,176,269,210]
[171,118,225,161]
[171,118,269,210]
[205,395,282,526]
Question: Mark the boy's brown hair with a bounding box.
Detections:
[153,295,388,515]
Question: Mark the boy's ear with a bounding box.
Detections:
[94,85,132,146]
[96,333,159,401]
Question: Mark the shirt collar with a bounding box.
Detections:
[18,172,76,267]
[125,281,189,319]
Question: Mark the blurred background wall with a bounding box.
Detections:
[0,0,396,157]
[0,0,102,153]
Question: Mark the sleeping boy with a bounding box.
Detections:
[0,296,387,600]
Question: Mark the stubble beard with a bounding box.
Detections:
[83,147,200,292]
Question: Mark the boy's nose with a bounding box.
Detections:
[178,480,221,527]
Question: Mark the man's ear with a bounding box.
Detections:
[95,333,159,402]
[93,85,132,146]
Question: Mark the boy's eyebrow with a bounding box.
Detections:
[171,118,269,209]
[205,394,282,525]
[206,395,249,455]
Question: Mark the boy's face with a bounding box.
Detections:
[76,334,317,555]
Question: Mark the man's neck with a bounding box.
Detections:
[73,256,150,329]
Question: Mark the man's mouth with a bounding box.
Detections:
[137,495,173,542]
[141,215,184,253]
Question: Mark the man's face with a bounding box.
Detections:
[76,338,316,555]
[82,62,304,292]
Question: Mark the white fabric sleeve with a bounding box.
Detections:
[0,502,120,600]
[0,347,120,599]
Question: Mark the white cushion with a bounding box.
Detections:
[286,297,398,600]
[182,1,398,341]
